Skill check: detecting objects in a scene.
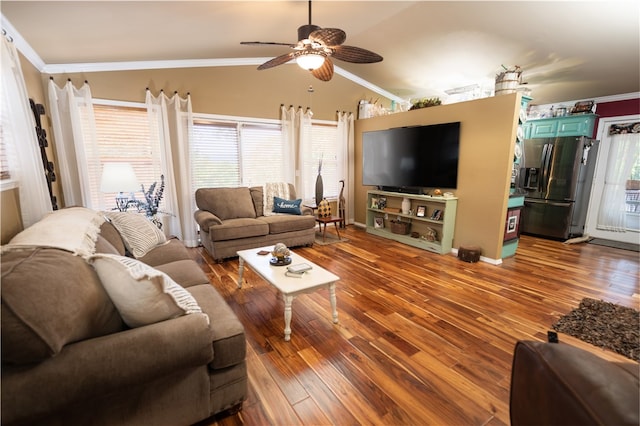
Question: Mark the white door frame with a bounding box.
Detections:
[584,114,640,244]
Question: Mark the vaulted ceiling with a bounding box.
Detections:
[2,1,639,105]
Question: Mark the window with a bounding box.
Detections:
[191,115,338,199]
[302,122,339,200]
[191,117,286,189]
[88,102,162,210]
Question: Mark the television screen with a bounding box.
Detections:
[362,122,460,189]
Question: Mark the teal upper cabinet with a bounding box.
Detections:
[523,114,597,139]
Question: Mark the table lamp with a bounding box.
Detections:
[100,162,140,211]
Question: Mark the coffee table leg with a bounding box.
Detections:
[283,294,294,341]
[237,257,244,289]
[329,282,338,323]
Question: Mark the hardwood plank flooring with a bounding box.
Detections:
[193,226,639,426]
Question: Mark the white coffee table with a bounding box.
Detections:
[237,246,339,341]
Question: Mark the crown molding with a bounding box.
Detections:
[1,15,45,71]
[42,57,407,103]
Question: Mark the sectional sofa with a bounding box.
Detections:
[1,207,247,425]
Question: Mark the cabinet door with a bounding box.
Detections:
[557,116,595,137]
[529,121,558,138]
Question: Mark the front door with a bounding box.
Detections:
[585,116,640,244]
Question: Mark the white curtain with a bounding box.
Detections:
[298,107,314,199]
[281,105,312,195]
[1,36,52,226]
[280,105,297,185]
[48,79,99,207]
[337,111,354,224]
[597,131,639,231]
[145,90,198,247]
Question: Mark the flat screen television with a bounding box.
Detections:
[362,121,460,190]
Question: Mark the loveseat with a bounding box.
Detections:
[194,183,316,261]
[1,207,247,426]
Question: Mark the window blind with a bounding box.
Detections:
[305,123,339,199]
[191,121,240,189]
[90,104,162,210]
[240,123,284,186]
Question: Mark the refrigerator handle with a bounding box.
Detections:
[541,143,553,192]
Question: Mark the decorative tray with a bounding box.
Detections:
[270,256,292,266]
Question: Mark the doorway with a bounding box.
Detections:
[585,115,640,244]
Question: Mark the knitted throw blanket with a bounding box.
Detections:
[263,182,290,216]
[2,207,105,258]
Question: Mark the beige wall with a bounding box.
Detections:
[47,65,390,121]
[3,61,391,241]
[354,94,521,260]
[5,59,519,259]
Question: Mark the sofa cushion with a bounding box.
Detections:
[273,196,302,215]
[89,254,205,328]
[209,218,269,242]
[250,186,264,216]
[188,284,246,369]
[196,187,256,220]
[154,259,210,289]
[136,238,192,267]
[1,248,123,364]
[104,212,167,258]
[260,214,316,235]
[95,234,122,255]
[98,221,126,255]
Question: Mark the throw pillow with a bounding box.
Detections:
[273,196,302,215]
[104,212,167,258]
[317,198,332,218]
[89,254,206,328]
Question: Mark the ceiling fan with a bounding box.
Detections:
[240,0,383,81]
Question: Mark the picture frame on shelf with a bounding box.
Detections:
[371,197,379,209]
[374,217,384,228]
[416,205,426,217]
[378,197,387,210]
[431,209,442,220]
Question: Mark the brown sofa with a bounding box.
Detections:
[194,184,316,261]
[510,340,639,425]
[1,209,247,426]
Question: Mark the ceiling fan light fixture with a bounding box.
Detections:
[296,51,326,70]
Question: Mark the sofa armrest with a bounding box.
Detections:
[301,206,313,216]
[194,209,222,231]
[2,313,213,423]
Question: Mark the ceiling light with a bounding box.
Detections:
[296,51,325,71]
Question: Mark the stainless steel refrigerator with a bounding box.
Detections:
[517,136,598,240]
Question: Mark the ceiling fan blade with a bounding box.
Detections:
[240,41,296,47]
[332,45,383,63]
[309,28,346,46]
[257,52,295,70]
[311,57,334,81]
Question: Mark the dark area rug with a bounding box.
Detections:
[588,238,639,252]
[552,298,640,362]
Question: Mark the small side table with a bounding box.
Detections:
[316,216,342,242]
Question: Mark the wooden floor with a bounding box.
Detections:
[191,226,639,426]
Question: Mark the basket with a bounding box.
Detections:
[390,220,410,235]
[495,69,522,96]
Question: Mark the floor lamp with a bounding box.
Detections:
[100,162,140,212]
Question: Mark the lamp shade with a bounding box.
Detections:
[296,52,326,70]
[100,162,140,193]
